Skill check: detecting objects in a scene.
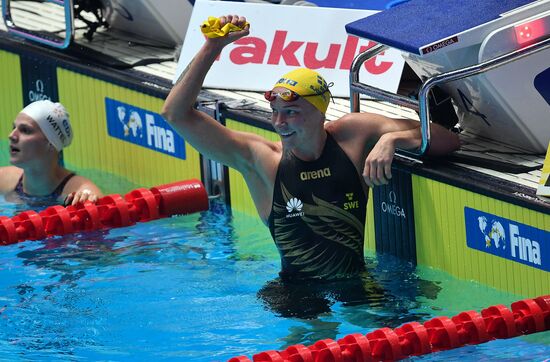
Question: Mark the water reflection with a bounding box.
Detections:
[258,274,388,319]
[17,230,125,272]
[258,253,441,347]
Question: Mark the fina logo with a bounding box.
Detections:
[28,80,50,102]
[477,216,505,249]
[106,98,186,160]
[381,190,406,218]
[477,216,541,266]
[117,106,143,139]
[117,105,175,153]
[285,197,304,218]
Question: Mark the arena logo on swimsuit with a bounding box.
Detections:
[300,167,331,181]
[104,98,186,160]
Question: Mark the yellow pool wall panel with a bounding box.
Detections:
[365,188,376,252]
[413,175,549,298]
[0,50,23,165]
[57,68,202,188]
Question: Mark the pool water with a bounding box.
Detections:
[0,197,548,361]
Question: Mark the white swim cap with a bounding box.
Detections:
[20,100,73,151]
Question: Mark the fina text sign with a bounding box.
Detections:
[175,0,405,97]
[464,207,548,272]
[105,98,186,160]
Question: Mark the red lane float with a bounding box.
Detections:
[0,179,208,245]
[229,295,550,362]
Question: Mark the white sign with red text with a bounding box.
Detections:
[175,0,405,97]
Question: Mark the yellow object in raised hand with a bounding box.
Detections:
[200,16,249,38]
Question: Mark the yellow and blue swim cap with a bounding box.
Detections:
[273,68,332,114]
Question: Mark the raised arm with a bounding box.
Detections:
[161,15,254,171]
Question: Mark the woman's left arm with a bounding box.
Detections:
[337,113,460,187]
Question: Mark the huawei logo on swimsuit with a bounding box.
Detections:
[300,167,331,181]
[285,197,304,218]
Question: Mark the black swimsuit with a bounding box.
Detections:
[268,133,368,280]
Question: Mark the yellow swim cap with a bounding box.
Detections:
[273,68,331,114]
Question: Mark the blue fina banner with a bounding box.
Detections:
[464,207,549,272]
[105,98,186,160]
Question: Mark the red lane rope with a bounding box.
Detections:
[229,294,550,361]
[0,179,209,245]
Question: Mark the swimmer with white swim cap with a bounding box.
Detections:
[20,100,73,151]
[0,100,102,207]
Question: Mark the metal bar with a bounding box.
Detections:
[350,43,387,113]
[2,0,74,49]
[349,34,550,155]
[350,43,419,112]
[350,82,419,110]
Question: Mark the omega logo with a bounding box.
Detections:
[28,79,51,102]
[388,191,396,203]
[381,190,406,218]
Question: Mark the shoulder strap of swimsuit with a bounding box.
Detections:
[14,174,24,194]
[50,173,76,198]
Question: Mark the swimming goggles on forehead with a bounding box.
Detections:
[264,83,333,102]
